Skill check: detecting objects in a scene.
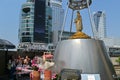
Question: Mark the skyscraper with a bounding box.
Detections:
[18,0,64,51]
[34,0,52,43]
[19,0,34,43]
[18,0,52,50]
[50,0,64,44]
[93,11,106,39]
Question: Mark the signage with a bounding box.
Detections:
[81,74,101,80]
[60,69,82,80]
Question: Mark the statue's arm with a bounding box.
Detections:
[74,18,77,23]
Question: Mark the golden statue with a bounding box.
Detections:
[74,11,83,32]
[69,11,91,39]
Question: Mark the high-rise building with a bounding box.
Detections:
[93,11,106,39]
[93,11,120,57]
[50,0,64,44]
[18,0,52,51]
[34,0,52,43]
[18,0,64,51]
[19,0,34,43]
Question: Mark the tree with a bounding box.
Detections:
[115,57,120,65]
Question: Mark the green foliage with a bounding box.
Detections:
[52,74,60,80]
[115,57,120,65]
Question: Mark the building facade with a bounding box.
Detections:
[93,11,106,39]
[19,0,34,43]
[92,11,120,57]
[18,0,52,51]
[50,0,64,44]
[18,0,64,51]
[34,0,52,43]
[102,38,120,56]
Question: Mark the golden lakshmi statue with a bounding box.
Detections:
[74,11,83,32]
[69,11,91,39]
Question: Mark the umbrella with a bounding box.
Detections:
[0,39,15,49]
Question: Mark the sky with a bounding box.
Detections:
[0,0,120,47]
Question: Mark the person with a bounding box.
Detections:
[10,58,16,80]
[74,11,83,32]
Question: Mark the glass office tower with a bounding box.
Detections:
[18,0,52,50]
[50,0,63,31]
[34,0,52,43]
[19,0,52,43]
[93,11,106,39]
[50,0,64,44]
[19,0,34,43]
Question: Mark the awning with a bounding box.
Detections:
[0,39,15,49]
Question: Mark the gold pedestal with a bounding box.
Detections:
[69,31,91,39]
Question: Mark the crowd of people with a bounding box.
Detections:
[7,52,55,80]
[7,55,31,80]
